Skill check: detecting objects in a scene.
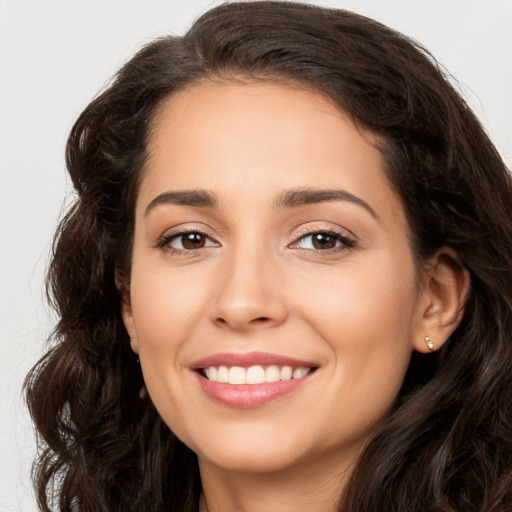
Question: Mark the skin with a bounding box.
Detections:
[121,80,468,512]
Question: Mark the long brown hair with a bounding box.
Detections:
[25,2,512,511]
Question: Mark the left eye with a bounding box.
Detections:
[293,231,352,251]
[165,232,217,250]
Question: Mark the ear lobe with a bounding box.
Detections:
[413,248,470,353]
[115,266,139,354]
[121,301,139,354]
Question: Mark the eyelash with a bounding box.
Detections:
[289,228,356,254]
[157,228,356,255]
[157,231,219,253]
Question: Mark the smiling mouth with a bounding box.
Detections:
[192,352,319,406]
[200,365,315,385]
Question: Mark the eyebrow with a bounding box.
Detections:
[274,188,379,219]
[144,189,218,217]
[144,187,378,220]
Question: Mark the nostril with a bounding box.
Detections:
[214,315,273,330]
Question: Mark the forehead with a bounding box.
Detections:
[139,80,403,223]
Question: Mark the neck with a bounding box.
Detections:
[198,449,358,512]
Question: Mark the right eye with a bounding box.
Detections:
[160,231,218,251]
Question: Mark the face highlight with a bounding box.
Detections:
[122,81,430,481]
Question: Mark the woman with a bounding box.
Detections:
[25,2,512,511]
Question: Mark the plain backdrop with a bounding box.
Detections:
[1,0,511,510]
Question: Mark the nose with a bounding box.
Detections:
[209,246,288,332]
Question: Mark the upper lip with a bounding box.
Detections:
[191,351,318,369]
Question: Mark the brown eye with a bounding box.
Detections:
[165,232,217,251]
[181,232,207,249]
[291,230,355,252]
[311,233,337,250]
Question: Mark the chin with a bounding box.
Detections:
[198,444,307,475]
[181,421,311,474]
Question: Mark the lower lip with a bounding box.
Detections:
[195,372,313,407]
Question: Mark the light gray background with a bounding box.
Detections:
[1,1,511,510]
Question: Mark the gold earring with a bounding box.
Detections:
[425,336,434,351]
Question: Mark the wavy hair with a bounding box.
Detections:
[25,2,512,511]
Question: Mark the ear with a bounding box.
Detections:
[115,266,139,355]
[412,248,470,353]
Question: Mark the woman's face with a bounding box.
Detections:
[122,80,430,476]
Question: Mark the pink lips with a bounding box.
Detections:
[191,351,317,408]
[191,351,317,369]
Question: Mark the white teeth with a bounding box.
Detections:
[228,366,246,385]
[205,366,217,381]
[203,364,312,384]
[217,366,229,383]
[292,367,309,379]
[280,366,293,380]
[265,365,281,382]
[246,365,266,384]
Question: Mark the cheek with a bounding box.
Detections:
[128,263,210,431]
[293,253,419,346]
[129,263,208,348]
[291,254,418,417]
